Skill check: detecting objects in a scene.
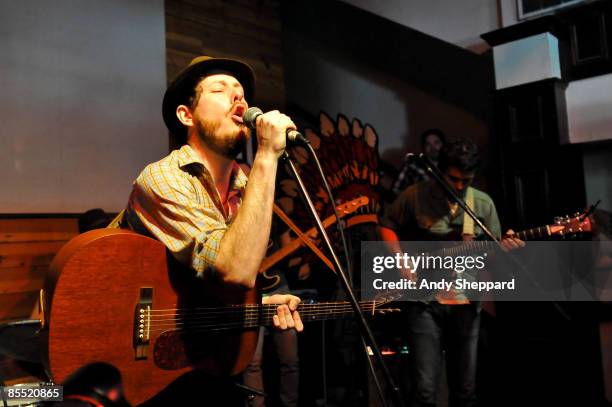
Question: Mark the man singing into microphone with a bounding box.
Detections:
[117,56,303,405]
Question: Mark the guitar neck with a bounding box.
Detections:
[247,301,379,328]
[160,301,382,335]
[441,224,552,258]
[514,225,551,241]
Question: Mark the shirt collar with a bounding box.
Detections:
[177,144,206,168]
[177,144,248,191]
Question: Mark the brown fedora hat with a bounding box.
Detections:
[162,56,255,140]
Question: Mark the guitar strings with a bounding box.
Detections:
[145,304,379,325]
[145,307,381,333]
[142,303,384,327]
[146,305,377,328]
[144,302,388,320]
[149,309,378,329]
[145,300,380,314]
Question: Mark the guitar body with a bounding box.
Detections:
[44,229,258,405]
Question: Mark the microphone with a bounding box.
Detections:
[403,153,418,163]
[242,107,309,144]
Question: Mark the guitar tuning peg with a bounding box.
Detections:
[554,216,562,224]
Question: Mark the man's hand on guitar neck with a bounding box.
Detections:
[262,294,304,332]
[500,229,525,252]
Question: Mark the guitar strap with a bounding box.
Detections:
[107,210,125,229]
[437,188,475,305]
[462,187,475,239]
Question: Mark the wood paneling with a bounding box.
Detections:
[165,0,284,112]
[0,218,78,321]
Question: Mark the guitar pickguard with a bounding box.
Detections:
[153,331,195,370]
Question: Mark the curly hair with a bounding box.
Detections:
[438,138,480,173]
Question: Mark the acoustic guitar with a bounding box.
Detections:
[42,229,396,405]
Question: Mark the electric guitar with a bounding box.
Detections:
[43,229,397,405]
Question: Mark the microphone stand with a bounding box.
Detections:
[281,151,405,407]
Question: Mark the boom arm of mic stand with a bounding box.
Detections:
[280,151,405,407]
[417,154,499,242]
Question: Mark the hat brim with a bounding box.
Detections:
[162,57,255,140]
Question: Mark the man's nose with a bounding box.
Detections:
[232,89,245,103]
[455,181,467,191]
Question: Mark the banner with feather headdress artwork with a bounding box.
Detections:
[274,112,381,292]
[277,112,381,227]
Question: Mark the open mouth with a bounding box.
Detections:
[231,104,246,123]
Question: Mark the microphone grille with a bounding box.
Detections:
[243,107,263,130]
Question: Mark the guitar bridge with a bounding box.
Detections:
[133,287,152,360]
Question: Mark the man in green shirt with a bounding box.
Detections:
[379,138,522,407]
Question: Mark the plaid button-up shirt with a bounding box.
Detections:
[122,144,248,277]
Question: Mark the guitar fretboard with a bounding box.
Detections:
[438,223,557,258]
[147,301,384,334]
[514,225,550,241]
[252,301,379,326]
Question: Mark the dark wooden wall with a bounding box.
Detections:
[0,218,78,322]
[165,0,285,111]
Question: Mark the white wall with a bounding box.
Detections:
[0,0,167,213]
[284,35,489,165]
[567,74,612,144]
[583,148,612,212]
[499,0,520,27]
[492,33,561,89]
[340,0,499,50]
[566,75,612,213]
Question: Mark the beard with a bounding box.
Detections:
[194,116,248,159]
